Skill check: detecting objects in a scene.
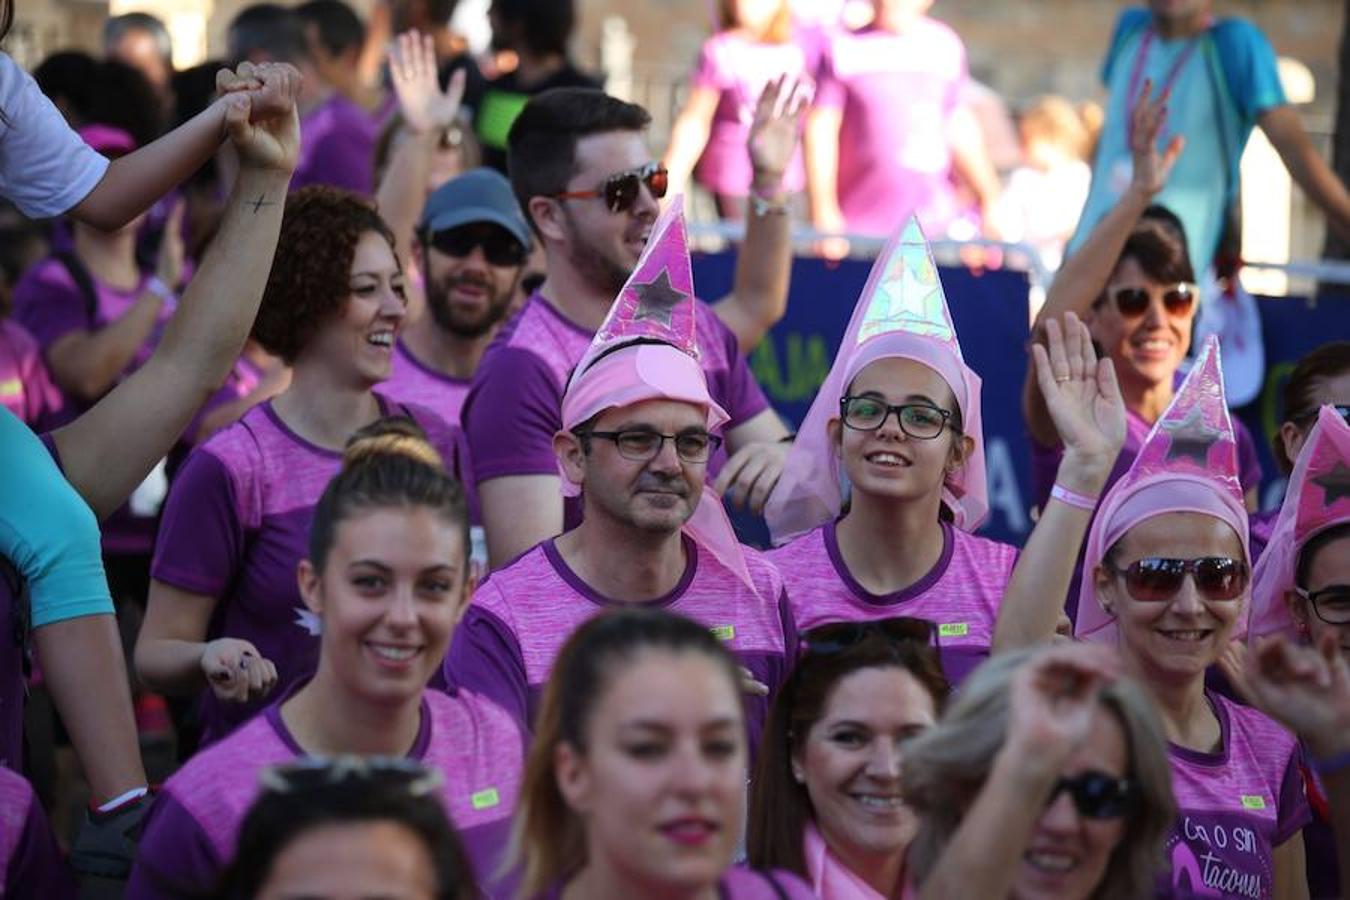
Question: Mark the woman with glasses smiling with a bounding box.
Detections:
[765,217,1126,684]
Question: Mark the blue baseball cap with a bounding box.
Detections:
[418,167,531,249]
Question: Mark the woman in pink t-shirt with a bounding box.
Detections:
[129,418,524,900]
[509,607,815,900]
[748,617,950,899]
[663,0,819,219]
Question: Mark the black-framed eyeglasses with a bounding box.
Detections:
[800,617,937,658]
[258,756,443,797]
[579,428,722,463]
[1045,770,1136,820]
[553,162,669,214]
[1108,283,1197,318]
[1290,404,1350,427]
[426,223,528,267]
[840,396,954,440]
[1104,556,1249,603]
[1294,585,1350,625]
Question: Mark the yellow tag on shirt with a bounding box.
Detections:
[1240,795,1266,810]
[938,623,969,637]
[471,788,500,810]
[0,378,21,398]
[710,625,736,641]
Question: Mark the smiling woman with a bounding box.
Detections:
[134,187,477,747]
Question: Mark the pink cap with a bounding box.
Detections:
[1249,406,1350,640]
[560,198,754,593]
[764,215,988,544]
[1076,336,1251,643]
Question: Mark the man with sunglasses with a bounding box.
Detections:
[385,167,530,428]
[462,87,797,568]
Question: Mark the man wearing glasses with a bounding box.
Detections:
[385,167,531,428]
[463,87,800,568]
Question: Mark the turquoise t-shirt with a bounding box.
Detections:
[0,408,111,627]
[1068,9,1287,272]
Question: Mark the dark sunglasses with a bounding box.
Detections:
[554,162,669,214]
[426,224,527,267]
[800,617,937,658]
[1046,771,1136,819]
[1106,556,1249,603]
[1109,283,1197,318]
[259,756,443,797]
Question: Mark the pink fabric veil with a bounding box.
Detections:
[764,215,987,545]
[1249,406,1350,641]
[557,198,756,593]
[1076,336,1251,644]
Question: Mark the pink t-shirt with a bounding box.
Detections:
[0,319,59,427]
[767,521,1018,685]
[0,767,74,899]
[127,687,525,900]
[690,29,823,196]
[814,19,968,236]
[442,535,795,755]
[1160,692,1311,899]
[536,866,815,900]
[151,395,469,744]
[384,337,472,427]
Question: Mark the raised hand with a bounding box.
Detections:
[1032,312,1126,490]
[1005,643,1122,768]
[389,30,466,136]
[1128,79,1184,199]
[748,74,811,191]
[223,62,301,175]
[1244,634,1350,760]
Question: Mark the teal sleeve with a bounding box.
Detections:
[1215,19,1287,120]
[0,409,112,627]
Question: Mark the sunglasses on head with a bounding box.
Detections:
[258,756,443,797]
[800,617,936,659]
[1106,556,1249,603]
[1046,770,1136,819]
[553,162,669,214]
[1108,283,1197,318]
[426,224,528,267]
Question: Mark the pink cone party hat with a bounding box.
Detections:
[1249,407,1350,640]
[1076,335,1251,643]
[559,197,752,591]
[764,215,987,544]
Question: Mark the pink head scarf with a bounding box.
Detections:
[1076,336,1251,644]
[1249,407,1350,641]
[559,199,755,592]
[764,216,988,545]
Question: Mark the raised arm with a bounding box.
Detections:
[69,64,292,231]
[1260,104,1350,244]
[52,62,301,521]
[377,31,467,269]
[712,75,807,353]
[995,313,1125,651]
[1023,81,1180,446]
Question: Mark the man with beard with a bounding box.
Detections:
[464,87,798,568]
[385,167,529,425]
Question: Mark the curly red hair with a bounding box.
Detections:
[252,186,398,363]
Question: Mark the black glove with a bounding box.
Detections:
[71,790,155,881]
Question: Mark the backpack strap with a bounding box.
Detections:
[51,250,100,326]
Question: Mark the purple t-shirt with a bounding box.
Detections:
[1160,691,1311,899]
[1301,756,1338,900]
[443,535,795,755]
[126,686,525,900]
[293,93,378,195]
[1247,508,1278,565]
[0,767,75,899]
[535,866,815,900]
[0,320,59,428]
[767,521,1018,685]
[150,394,465,745]
[814,19,968,236]
[384,338,472,426]
[463,292,769,487]
[690,30,822,196]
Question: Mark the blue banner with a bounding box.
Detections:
[693,249,1350,547]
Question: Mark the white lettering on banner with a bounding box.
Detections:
[985,438,1028,535]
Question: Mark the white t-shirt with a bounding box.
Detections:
[0,53,109,219]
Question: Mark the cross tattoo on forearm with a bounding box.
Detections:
[247,194,276,213]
